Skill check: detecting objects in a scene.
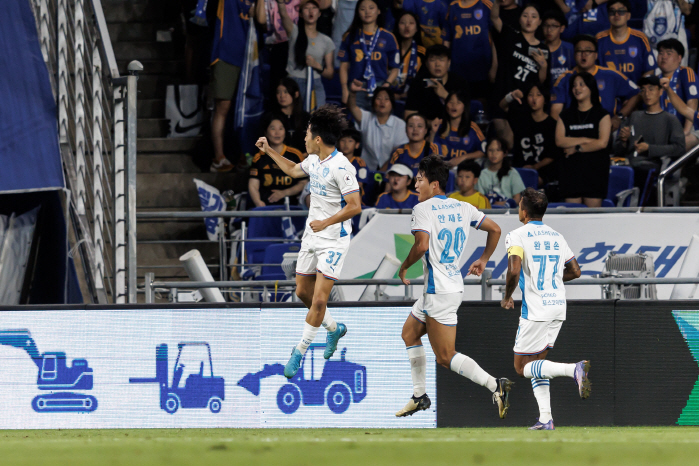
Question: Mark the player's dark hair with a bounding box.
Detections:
[487,137,512,181]
[293,0,321,70]
[542,9,567,27]
[344,0,385,43]
[570,71,601,110]
[607,0,631,12]
[393,10,423,47]
[573,34,598,52]
[521,187,548,218]
[657,38,685,58]
[406,112,430,138]
[418,155,449,192]
[308,105,348,146]
[340,127,362,145]
[371,87,395,112]
[439,89,471,139]
[457,160,482,178]
[425,44,451,61]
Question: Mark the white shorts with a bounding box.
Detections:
[410,292,463,326]
[513,318,563,355]
[295,234,350,281]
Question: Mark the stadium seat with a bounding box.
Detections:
[602,199,615,207]
[607,166,639,207]
[515,167,538,190]
[548,202,587,208]
[640,168,658,206]
[245,206,306,272]
[322,72,343,106]
[255,243,301,281]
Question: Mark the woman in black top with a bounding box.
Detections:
[272,77,311,154]
[555,72,611,207]
[501,83,559,186]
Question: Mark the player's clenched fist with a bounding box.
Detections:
[309,219,327,233]
[255,137,270,153]
[500,297,514,309]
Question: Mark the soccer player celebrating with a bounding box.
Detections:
[255,105,362,378]
[501,188,589,431]
[395,155,513,419]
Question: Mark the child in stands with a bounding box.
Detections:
[477,137,526,207]
[449,161,492,209]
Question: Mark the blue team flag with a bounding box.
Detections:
[281,197,297,240]
[190,0,208,26]
[235,17,265,157]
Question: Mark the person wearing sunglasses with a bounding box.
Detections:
[595,0,657,83]
[550,34,640,131]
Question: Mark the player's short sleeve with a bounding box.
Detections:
[410,203,431,236]
[563,241,575,264]
[505,231,524,259]
[300,155,312,175]
[337,162,360,197]
[466,204,486,230]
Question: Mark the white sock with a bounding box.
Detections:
[532,378,552,423]
[450,353,497,392]
[407,345,426,397]
[524,360,575,379]
[296,323,320,355]
[322,310,337,333]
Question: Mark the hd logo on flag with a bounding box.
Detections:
[672,311,699,425]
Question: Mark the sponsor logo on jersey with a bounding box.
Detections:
[558,54,566,65]
[475,9,483,20]
[323,167,330,177]
[462,136,470,145]
[654,18,667,37]
[597,79,605,91]
[629,46,638,58]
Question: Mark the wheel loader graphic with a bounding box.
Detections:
[0,329,97,413]
[130,342,224,414]
[237,343,367,414]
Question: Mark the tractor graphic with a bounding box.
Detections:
[130,342,224,414]
[0,329,97,413]
[238,343,367,414]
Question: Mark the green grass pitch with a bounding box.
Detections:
[1,427,698,465]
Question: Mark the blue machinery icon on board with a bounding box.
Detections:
[130,342,225,414]
[238,343,367,414]
[0,329,97,413]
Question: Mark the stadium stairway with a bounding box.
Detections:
[105,0,244,290]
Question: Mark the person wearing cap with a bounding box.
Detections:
[375,164,420,209]
[614,75,685,203]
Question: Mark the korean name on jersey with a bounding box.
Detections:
[300,150,360,239]
[411,195,486,294]
[505,221,575,322]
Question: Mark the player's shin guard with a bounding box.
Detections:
[450,353,498,392]
[321,310,337,333]
[296,322,320,355]
[407,345,427,397]
[532,378,552,423]
[524,360,575,379]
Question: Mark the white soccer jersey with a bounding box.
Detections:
[505,221,576,322]
[411,195,486,294]
[300,149,360,240]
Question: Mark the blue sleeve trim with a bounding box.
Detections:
[300,164,308,175]
[342,189,360,197]
[476,215,486,230]
[565,255,575,264]
[411,229,430,236]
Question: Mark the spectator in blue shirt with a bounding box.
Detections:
[543,9,575,83]
[338,0,401,110]
[375,164,420,209]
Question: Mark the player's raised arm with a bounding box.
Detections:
[468,217,501,277]
[255,137,307,178]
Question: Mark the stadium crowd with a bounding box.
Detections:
[196,0,699,209]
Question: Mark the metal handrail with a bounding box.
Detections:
[657,143,699,207]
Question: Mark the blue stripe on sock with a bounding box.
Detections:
[406,345,423,349]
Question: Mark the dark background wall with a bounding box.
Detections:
[437,301,699,427]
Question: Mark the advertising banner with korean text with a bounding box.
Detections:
[341,212,699,300]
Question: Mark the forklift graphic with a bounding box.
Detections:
[238,343,367,414]
[129,342,224,414]
[0,329,97,413]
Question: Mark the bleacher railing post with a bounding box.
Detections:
[125,74,138,304]
[113,84,126,303]
[481,269,493,301]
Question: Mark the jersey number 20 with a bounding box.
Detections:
[532,255,559,291]
[438,227,466,264]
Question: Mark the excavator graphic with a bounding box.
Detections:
[238,343,367,414]
[0,329,97,413]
